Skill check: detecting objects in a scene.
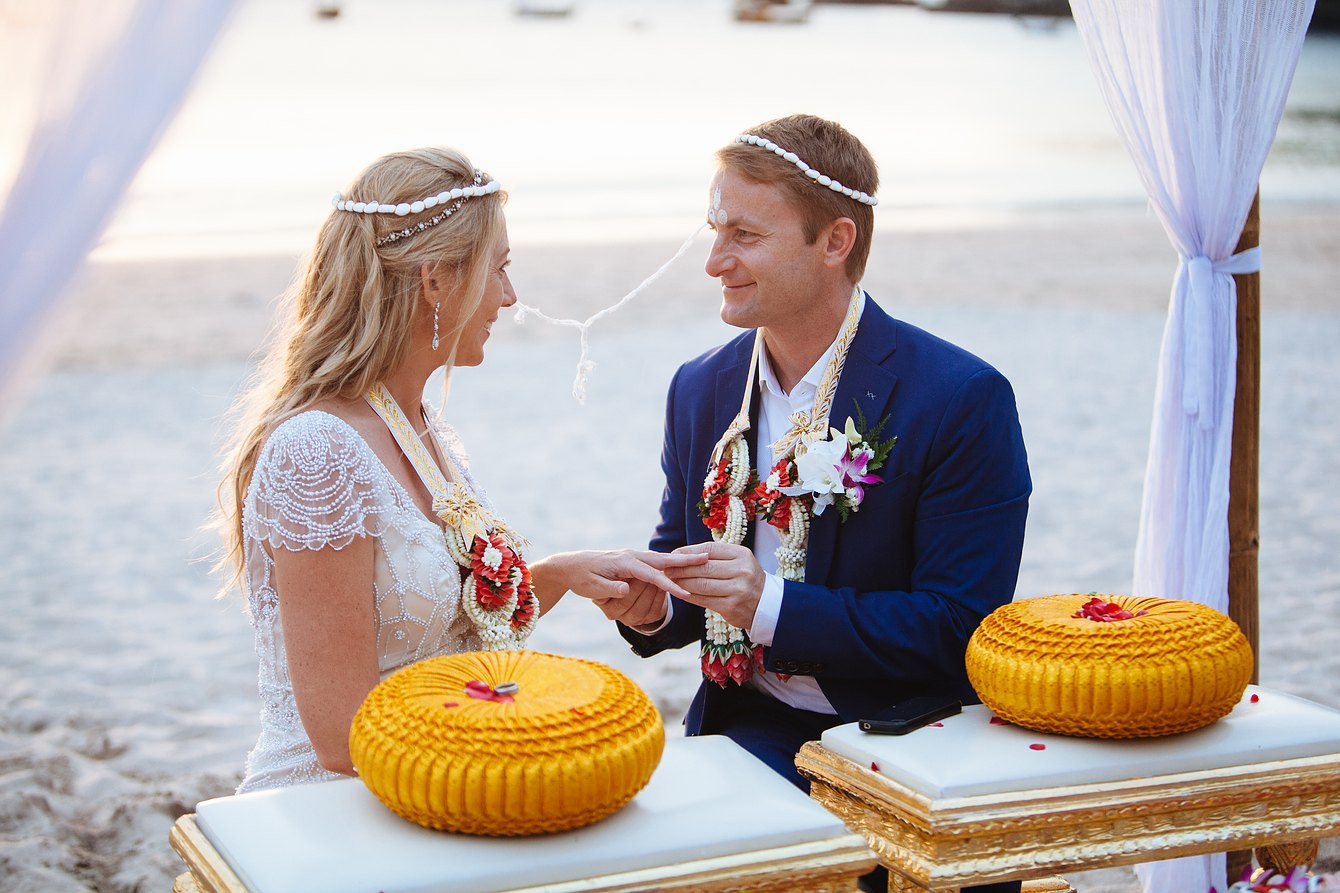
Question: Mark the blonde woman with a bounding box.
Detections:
[217,147,701,793]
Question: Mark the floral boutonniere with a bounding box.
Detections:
[782,402,897,522]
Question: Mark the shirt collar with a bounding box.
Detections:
[756,289,866,400]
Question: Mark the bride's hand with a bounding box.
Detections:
[562,549,707,600]
[528,549,708,617]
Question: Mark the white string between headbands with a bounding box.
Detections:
[736,134,878,207]
[513,224,708,404]
[331,169,502,247]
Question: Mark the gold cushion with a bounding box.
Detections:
[966,594,1252,738]
[349,651,664,834]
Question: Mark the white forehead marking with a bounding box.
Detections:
[711,183,727,225]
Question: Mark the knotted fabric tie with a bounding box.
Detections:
[771,409,831,462]
[432,488,488,543]
[1179,246,1261,427]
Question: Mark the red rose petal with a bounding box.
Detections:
[928,722,944,727]
[989,716,1011,725]
[870,762,880,772]
[1030,743,1046,751]
[1250,693,1260,703]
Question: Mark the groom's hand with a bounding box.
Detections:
[665,542,765,630]
[593,577,671,629]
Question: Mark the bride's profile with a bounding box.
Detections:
[215,146,701,793]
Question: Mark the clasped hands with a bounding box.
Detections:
[583,542,765,632]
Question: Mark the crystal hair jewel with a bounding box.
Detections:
[330,169,502,247]
[736,134,878,207]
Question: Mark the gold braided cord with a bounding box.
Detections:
[365,384,523,547]
[771,287,863,461]
[707,287,862,470]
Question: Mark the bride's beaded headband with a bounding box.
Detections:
[331,169,502,247]
[736,134,878,207]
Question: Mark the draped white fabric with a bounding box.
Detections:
[1068,1,1315,890]
[0,0,234,418]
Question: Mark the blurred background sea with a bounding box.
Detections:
[4,0,1338,261]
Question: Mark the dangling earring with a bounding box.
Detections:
[432,302,440,351]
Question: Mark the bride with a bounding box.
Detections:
[215,146,701,793]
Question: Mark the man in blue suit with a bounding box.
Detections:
[598,114,1030,893]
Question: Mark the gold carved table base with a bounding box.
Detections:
[797,742,1340,893]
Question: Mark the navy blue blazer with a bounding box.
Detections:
[621,296,1031,735]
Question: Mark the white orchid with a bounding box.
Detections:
[782,428,850,515]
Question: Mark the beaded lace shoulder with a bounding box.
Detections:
[244,410,408,553]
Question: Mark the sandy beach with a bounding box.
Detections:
[0,201,1336,891]
[3,0,1339,889]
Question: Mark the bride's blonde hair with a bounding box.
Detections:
[215,146,505,593]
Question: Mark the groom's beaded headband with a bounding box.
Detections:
[331,169,502,247]
[735,134,878,207]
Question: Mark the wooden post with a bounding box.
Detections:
[1228,189,1261,681]
[1224,191,1261,890]
[1227,190,1324,882]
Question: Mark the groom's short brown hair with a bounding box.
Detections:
[717,114,878,282]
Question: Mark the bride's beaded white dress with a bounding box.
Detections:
[235,410,491,793]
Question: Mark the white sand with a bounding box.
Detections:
[1,203,1337,891]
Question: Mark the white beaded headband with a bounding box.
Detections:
[330,169,502,246]
[735,133,878,207]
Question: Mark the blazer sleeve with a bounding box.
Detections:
[619,363,705,656]
[768,367,1031,687]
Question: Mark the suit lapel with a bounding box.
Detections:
[804,297,900,585]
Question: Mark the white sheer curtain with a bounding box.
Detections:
[0,0,234,419]
[1067,1,1315,891]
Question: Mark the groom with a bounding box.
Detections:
[599,115,1030,892]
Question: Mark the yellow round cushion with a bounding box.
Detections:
[349,650,664,835]
[966,594,1253,738]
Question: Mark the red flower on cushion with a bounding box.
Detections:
[1073,596,1149,622]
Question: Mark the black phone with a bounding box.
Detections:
[858,695,962,735]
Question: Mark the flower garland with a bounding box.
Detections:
[366,384,536,650]
[1219,865,1327,892]
[696,287,896,687]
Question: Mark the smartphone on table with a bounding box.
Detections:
[858,695,961,735]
